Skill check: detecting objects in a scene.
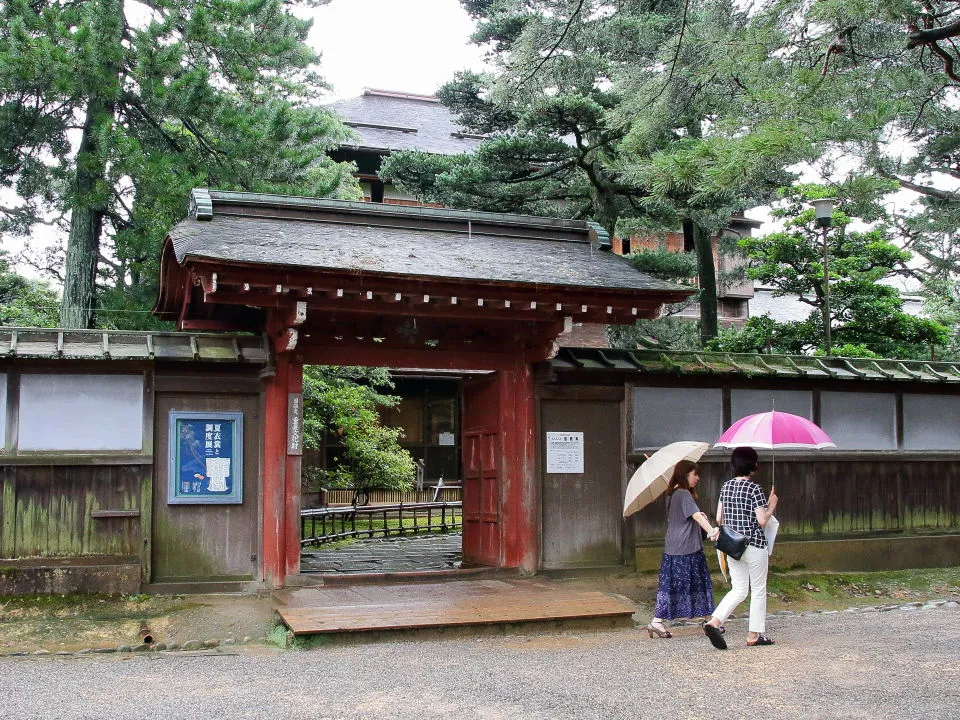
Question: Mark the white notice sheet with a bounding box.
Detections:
[546,432,584,474]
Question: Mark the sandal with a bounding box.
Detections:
[747,634,775,646]
[700,620,725,634]
[647,623,672,639]
[703,623,727,650]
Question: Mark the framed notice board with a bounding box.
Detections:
[167,411,243,504]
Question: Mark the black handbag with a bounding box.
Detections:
[716,525,749,560]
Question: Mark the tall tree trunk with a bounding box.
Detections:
[59,0,123,329]
[684,218,719,343]
[60,110,106,329]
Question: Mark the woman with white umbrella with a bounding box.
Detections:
[647,459,722,638]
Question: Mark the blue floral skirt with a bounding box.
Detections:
[653,549,715,620]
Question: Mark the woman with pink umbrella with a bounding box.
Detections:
[703,446,778,650]
[703,410,834,650]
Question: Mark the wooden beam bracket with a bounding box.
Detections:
[275,328,299,353]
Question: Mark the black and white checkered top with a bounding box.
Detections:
[719,477,768,549]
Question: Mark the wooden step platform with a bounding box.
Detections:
[275,578,637,635]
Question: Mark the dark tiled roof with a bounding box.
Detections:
[168,191,683,293]
[327,90,484,155]
[0,328,269,363]
[551,347,960,383]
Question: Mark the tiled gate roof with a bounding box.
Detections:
[551,347,960,383]
[0,328,269,363]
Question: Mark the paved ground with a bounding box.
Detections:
[2,603,957,719]
[300,533,462,574]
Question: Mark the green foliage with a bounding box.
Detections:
[708,316,780,354]
[301,366,415,492]
[830,344,882,359]
[611,246,702,349]
[919,278,960,358]
[625,247,698,282]
[741,0,960,340]
[608,317,703,351]
[0,251,59,327]
[727,186,949,358]
[417,0,960,349]
[0,0,360,328]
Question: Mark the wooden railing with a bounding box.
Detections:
[304,487,462,508]
[300,501,463,546]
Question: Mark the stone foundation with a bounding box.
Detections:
[0,557,141,595]
[634,534,960,573]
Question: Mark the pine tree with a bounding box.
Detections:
[383,0,815,343]
[0,0,358,328]
[745,0,960,319]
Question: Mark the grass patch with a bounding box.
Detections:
[764,566,960,611]
[0,593,198,623]
[588,566,960,615]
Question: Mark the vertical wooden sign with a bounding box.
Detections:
[287,392,303,456]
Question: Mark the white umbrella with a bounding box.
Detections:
[623,441,710,517]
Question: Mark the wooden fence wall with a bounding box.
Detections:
[628,456,960,541]
[0,464,145,560]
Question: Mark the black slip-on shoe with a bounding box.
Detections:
[704,624,728,650]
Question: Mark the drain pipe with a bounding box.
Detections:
[139,622,154,645]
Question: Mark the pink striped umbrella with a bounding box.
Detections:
[715,411,835,450]
[714,411,833,567]
[715,410,835,496]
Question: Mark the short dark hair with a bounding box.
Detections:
[730,446,759,476]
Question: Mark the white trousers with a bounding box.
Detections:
[712,545,768,633]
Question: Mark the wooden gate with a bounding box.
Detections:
[151,391,261,585]
[461,374,502,566]
[540,389,624,569]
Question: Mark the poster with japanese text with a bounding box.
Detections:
[167,411,243,504]
[545,432,584,474]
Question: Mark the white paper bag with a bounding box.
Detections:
[764,515,780,555]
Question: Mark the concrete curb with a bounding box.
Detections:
[662,598,959,629]
[1,634,269,658]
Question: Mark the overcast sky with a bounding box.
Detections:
[309,0,486,101]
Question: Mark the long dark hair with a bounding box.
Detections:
[667,460,700,500]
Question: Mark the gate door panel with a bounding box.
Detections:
[541,398,623,569]
[152,393,261,583]
[461,374,502,566]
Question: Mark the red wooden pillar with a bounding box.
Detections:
[498,356,539,573]
[284,362,304,580]
[262,351,290,587]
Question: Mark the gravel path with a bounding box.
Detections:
[2,604,958,719]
